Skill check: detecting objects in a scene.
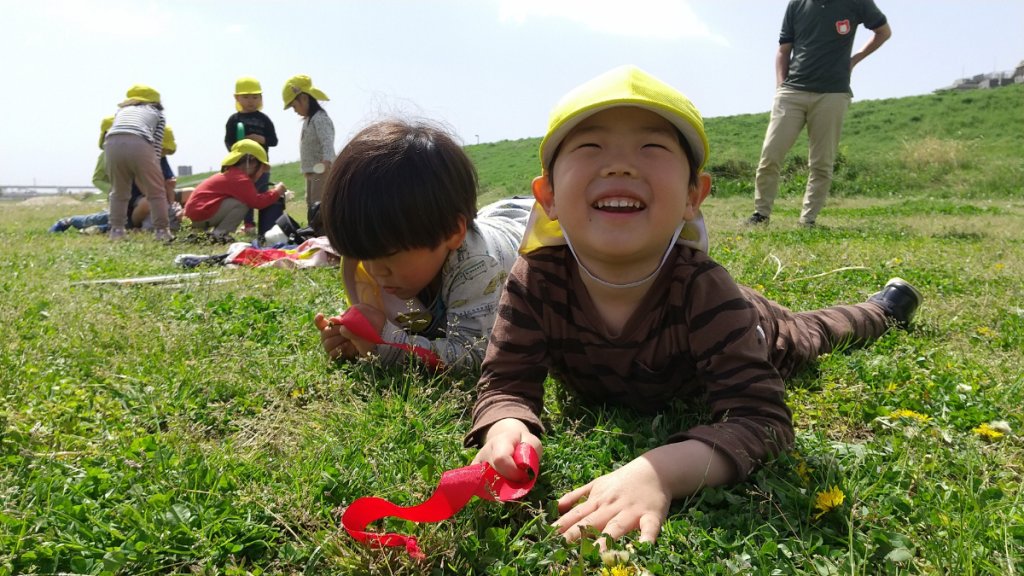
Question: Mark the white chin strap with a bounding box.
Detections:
[561,222,684,289]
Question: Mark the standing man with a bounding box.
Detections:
[747,0,891,227]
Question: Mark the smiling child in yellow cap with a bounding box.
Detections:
[183,139,288,242]
[467,65,922,545]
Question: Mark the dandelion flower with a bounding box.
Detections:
[888,409,930,422]
[813,486,845,519]
[974,423,1006,441]
[601,550,630,566]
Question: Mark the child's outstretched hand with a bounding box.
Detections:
[552,441,736,545]
[473,418,543,482]
[553,455,672,544]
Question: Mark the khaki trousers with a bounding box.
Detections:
[105,134,169,230]
[193,198,248,236]
[753,87,851,224]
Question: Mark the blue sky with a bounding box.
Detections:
[1,0,1022,186]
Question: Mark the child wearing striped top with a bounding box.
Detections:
[468,66,921,545]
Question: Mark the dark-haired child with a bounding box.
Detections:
[282,74,335,225]
[313,119,530,373]
[468,66,922,544]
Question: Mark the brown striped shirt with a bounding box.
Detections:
[468,244,794,480]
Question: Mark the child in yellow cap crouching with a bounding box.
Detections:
[183,139,288,242]
[467,66,922,544]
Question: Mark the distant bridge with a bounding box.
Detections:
[0,185,100,198]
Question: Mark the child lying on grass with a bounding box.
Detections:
[314,119,531,373]
[467,66,922,544]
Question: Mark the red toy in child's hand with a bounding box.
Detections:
[342,443,540,559]
[330,307,443,369]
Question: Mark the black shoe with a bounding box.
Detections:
[746,212,770,226]
[798,220,816,229]
[868,277,922,327]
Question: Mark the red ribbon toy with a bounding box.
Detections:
[342,443,539,559]
[330,308,443,370]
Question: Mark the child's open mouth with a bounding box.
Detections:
[592,198,645,213]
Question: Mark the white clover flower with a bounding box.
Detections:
[988,420,1012,435]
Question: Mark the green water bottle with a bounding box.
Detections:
[236,122,245,142]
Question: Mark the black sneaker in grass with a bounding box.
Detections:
[868,277,923,328]
[746,212,770,226]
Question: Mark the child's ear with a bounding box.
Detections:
[684,173,712,221]
[444,215,469,250]
[532,175,558,220]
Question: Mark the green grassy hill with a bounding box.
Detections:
[465,83,1023,204]
[180,84,1022,209]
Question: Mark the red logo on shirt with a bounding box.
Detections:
[835,19,851,35]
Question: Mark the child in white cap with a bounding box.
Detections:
[467,66,922,544]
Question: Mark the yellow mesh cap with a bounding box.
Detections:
[539,65,709,173]
[123,84,160,104]
[99,116,115,149]
[234,76,264,111]
[282,74,329,109]
[162,125,176,156]
[221,138,269,167]
[235,76,262,95]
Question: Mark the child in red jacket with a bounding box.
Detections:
[184,139,289,241]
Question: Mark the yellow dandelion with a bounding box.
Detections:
[973,423,1005,441]
[813,486,845,519]
[796,460,813,485]
[975,326,994,337]
[290,388,304,399]
[993,263,1005,271]
[888,409,930,422]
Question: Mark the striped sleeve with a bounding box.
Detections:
[670,262,792,480]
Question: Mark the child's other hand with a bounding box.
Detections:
[553,455,671,544]
[314,312,357,361]
[247,134,267,145]
[473,418,543,482]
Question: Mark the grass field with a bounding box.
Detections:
[1,85,1022,574]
